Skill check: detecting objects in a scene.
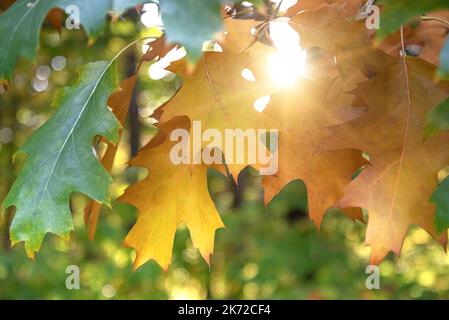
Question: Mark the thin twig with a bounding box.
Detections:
[241,0,284,53]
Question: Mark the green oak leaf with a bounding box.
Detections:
[3,61,120,258]
[0,0,145,80]
[431,175,449,233]
[159,0,225,62]
[425,96,449,137]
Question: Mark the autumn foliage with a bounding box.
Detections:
[1,0,449,271]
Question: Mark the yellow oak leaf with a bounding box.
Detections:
[155,51,279,179]
[85,39,173,239]
[119,117,225,270]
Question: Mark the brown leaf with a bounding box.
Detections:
[217,17,275,56]
[141,36,178,63]
[289,3,395,79]
[324,57,449,263]
[262,77,367,226]
[0,0,15,10]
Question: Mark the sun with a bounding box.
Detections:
[267,19,307,87]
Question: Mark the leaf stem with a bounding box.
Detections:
[108,37,153,69]
[420,15,449,28]
[400,25,406,56]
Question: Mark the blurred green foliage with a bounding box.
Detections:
[1,7,449,301]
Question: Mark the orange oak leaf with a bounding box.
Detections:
[289,2,395,79]
[218,17,274,56]
[262,77,367,226]
[325,57,449,264]
[119,116,225,270]
[285,0,331,16]
[285,0,365,18]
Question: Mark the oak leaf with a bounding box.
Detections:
[377,0,449,79]
[84,37,173,240]
[155,51,278,179]
[159,0,226,62]
[3,61,120,258]
[378,11,449,66]
[324,57,449,263]
[289,2,395,79]
[0,0,145,80]
[262,77,367,226]
[84,75,138,240]
[119,117,225,270]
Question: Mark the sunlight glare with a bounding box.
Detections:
[271,0,298,12]
[149,46,186,80]
[268,20,307,87]
[253,95,271,112]
[140,3,163,28]
[241,68,256,82]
